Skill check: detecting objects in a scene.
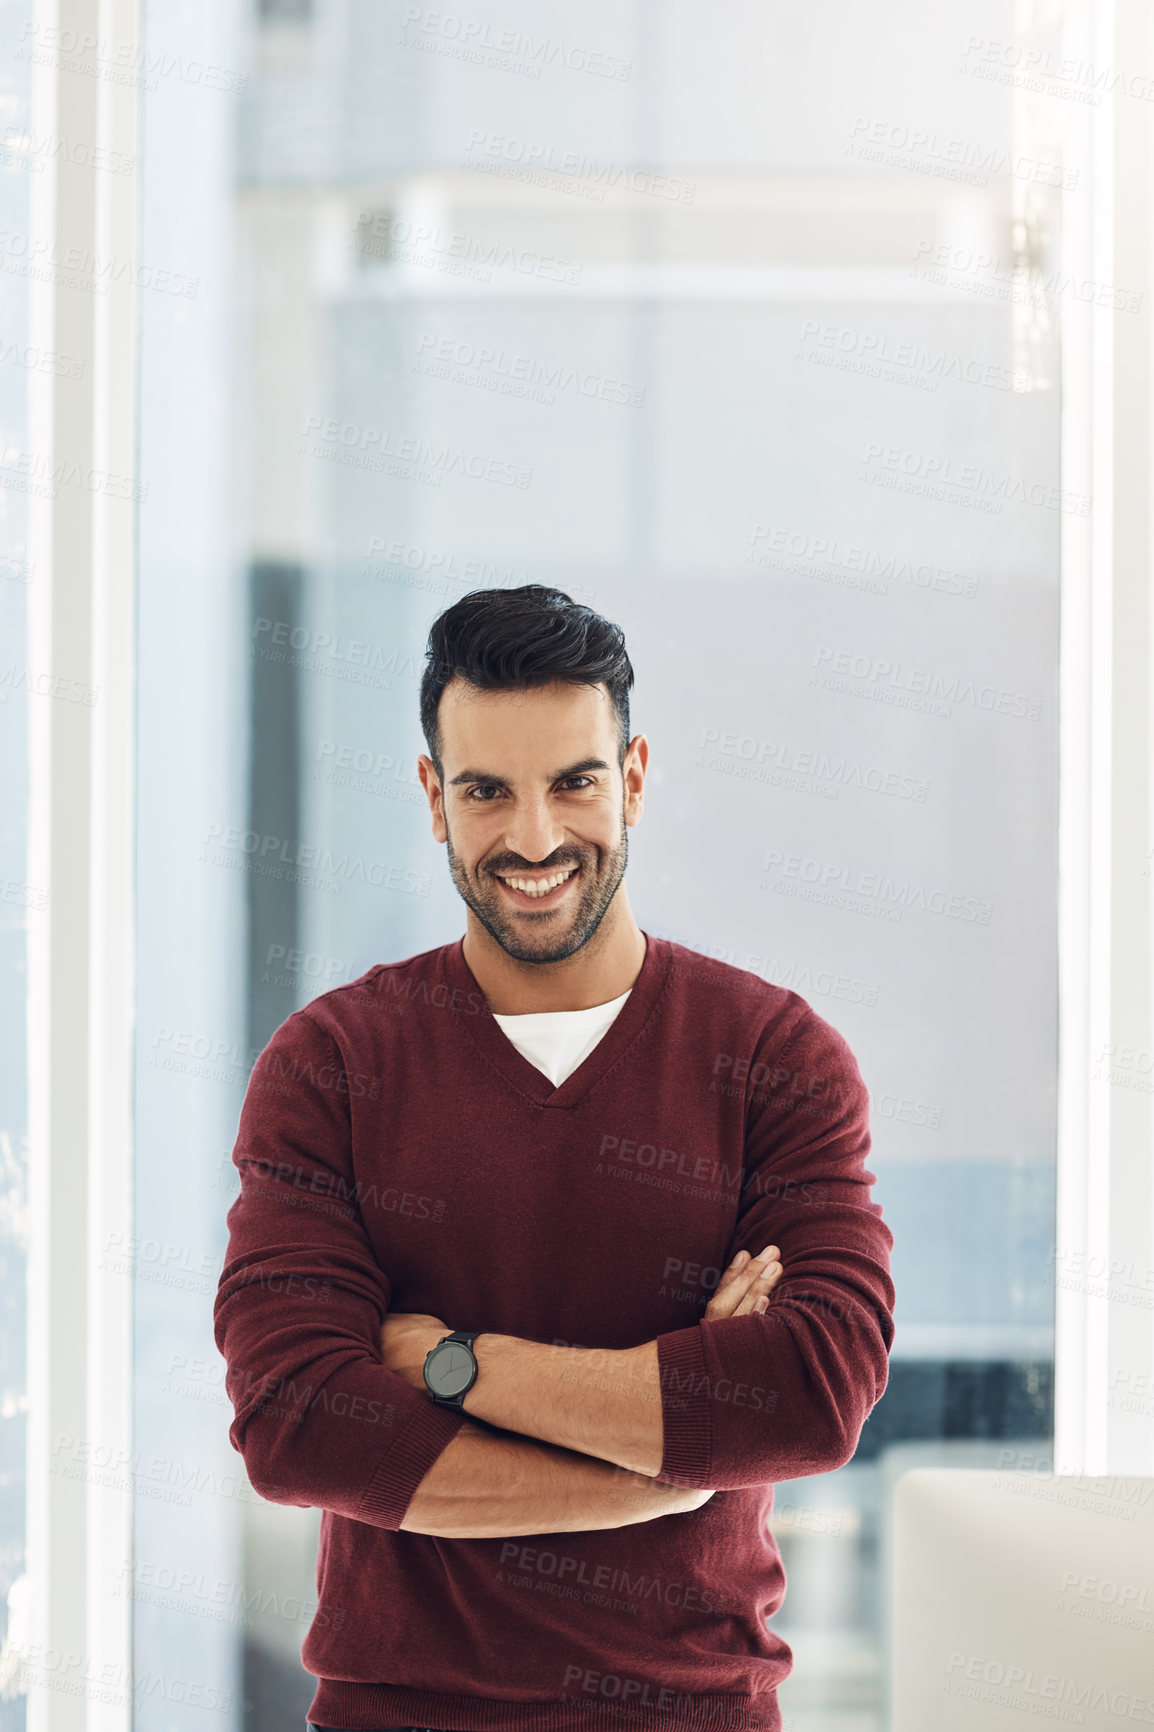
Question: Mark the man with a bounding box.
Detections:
[213,584,895,1732]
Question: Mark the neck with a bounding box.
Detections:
[462,888,647,1014]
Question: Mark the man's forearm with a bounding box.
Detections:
[399,1416,707,1538]
[386,1254,784,1477]
[460,1335,665,1477]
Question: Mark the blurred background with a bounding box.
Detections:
[0,0,1079,1728]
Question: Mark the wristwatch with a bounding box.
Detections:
[423,1330,480,1408]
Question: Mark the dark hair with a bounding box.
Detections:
[419,585,634,774]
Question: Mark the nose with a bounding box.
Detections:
[501,795,568,869]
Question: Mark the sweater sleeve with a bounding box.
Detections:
[213,1008,467,1529]
[654,1004,894,1490]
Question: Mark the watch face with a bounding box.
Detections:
[428,1342,474,1398]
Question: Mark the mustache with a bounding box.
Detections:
[485,857,585,876]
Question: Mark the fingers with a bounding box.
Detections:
[703,1244,784,1321]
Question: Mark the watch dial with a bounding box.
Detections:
[432,1344,473,1396]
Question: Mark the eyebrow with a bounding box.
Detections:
[448,757,611,787]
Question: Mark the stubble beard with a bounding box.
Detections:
[445,810,629,965]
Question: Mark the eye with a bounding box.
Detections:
[466,784,504,802]
[559,775,594,791]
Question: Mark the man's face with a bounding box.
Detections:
[419,677,646,965]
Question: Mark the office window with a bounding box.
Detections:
[134,3,1062,1727]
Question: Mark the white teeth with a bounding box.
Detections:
[500,866,577,899]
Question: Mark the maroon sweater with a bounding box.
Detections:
[214,933,894,1732]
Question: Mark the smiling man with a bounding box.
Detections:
[213,584,895,1732]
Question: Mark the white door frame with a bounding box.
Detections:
[1056,0,1154,1477]
[25,1,140,1727]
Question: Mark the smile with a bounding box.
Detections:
[494,864,580,902]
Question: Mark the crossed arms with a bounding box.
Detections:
[213,1006,894,1544]
[383,1248,783,1539]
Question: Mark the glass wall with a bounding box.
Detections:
[135,2,1063,1727]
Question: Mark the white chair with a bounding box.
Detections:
[890,1465,1154,1729]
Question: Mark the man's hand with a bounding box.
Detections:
[704,1245,783,1320]
[379,1311,449,1392]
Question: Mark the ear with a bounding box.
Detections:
[623,734,648,827]
[417,754,447,844]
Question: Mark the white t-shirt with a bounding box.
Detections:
[491,989,632,1087]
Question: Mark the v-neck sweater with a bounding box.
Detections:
[214,932,895,1732]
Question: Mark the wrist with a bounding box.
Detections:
[459,1330,503,1419]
